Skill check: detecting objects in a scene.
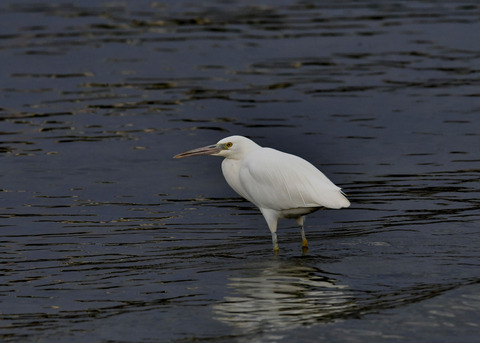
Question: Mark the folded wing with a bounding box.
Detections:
[239,148,350,211]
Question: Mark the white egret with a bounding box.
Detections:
[174,135,350,251]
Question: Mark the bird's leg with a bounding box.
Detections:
[271,232,279,252]
[296,216,308,249]
[260,208,280,252]
[300,226,308,248]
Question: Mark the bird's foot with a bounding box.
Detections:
[302,238,308,253]
[302,237,308,248]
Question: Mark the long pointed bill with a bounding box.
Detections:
[173,144,223,158]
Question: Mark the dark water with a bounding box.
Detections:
[1,1,480,342]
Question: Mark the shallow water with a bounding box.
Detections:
[1,1,480,342]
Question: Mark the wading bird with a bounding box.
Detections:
[174,135,350,251]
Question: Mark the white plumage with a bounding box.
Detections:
[174,135,350,251]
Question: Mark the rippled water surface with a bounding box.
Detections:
[1,1,480,342]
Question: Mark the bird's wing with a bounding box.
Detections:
[239,148,350,210]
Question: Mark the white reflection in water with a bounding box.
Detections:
[214,259,352,336]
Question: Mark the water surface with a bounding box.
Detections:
[1,1,480,342]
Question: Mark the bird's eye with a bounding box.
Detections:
[225,142,233,148]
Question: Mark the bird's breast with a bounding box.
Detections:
[221,158,252,201]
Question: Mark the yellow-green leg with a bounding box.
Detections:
[272,232,280,252]
[301,226,308,249]
[297,216,308,251]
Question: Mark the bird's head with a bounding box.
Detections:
[173,135,260,160]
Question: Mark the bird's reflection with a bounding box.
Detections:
[213,258,353,335]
